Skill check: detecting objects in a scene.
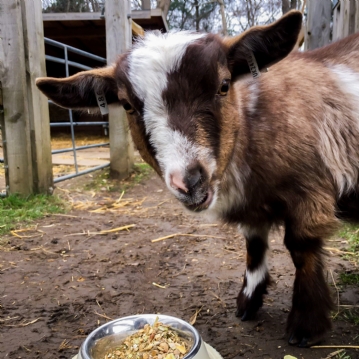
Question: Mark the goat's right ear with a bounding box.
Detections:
[224,10,303,80]
[36,66,119,110]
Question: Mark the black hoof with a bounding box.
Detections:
[240,310,255,321]
[298,337,309,348]
[235,307,255,321]
[288,334,321,348]
[288,334,299,346]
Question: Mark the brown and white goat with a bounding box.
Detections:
[36,10,359,346]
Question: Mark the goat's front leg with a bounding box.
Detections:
[236,225,271,321]
[284,231,334,347]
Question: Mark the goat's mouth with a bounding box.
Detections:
[184,188,213,212]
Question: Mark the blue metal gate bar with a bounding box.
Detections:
[52,142,109,155]
[45,55,92,71]
[50,122,109,127]
[45,38,107,63]
[53,163,110,184]
[45,37,110,183]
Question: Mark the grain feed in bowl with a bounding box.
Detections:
[103,318,190,359]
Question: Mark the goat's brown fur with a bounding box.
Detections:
[36,11,359,346]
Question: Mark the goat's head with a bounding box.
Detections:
[36,11,302,213]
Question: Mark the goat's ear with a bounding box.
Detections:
[36,66,119,110]
[224,10,302,80]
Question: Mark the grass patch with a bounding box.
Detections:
[85,162,154,193]
[337,223,359,264]
[339,272,359,286]
[335,352,352,359]
[130,163,153,185]
[0,194,65,238]
[333,224,359,329]
[340,308,359,326]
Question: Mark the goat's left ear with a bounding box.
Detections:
[224,10,303,80]
[36,66,119,110]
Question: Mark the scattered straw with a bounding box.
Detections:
[152,282,168,289]
[323,349,345,359]
[52,213,78,218]
[189,306,203,325]
[97,225,135,234]
[11,227,44,239]
[4,318,41,327]
[94,311,113,321]
[324,247,353,255]
[151,233,225,243]
[65,224,135,237]
[311,345,359,349]
[208,291,226,308]
[59,339,72,351]
[329,269,340,319]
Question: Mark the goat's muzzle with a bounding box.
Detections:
[169,163,213,212]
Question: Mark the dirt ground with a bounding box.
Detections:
[1,170,359,359]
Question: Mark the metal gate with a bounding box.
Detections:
[45,38,110,183]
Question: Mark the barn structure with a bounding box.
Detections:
[0,0,167,196]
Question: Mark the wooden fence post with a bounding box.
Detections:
[333,0,358,41]
[0,0,53,195]
[305,0,331,50]
[106,0,134,179]
[0,0,33,195]
[21,0,53,194]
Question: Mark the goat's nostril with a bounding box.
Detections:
[186,166,202,190]
[170,172,188,193]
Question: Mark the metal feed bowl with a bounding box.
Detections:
[74,314,223,359]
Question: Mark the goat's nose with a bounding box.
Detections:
[170,171,188,193]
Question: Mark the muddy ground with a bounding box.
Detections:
[1,170,358,359]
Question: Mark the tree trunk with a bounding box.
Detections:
[218,0,228,36]
[291,0,297,9]
[195,0,199,31]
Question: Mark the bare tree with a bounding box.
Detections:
[227,0,282,32]
[282,0,301,14]
[218,0,228,36]
[282,0,290,14]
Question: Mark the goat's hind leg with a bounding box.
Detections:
[285,231,334,347]
[236,224,271,321]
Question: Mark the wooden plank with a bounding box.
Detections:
[333,2,341,42]
[42,12,103,21]
[105,0,134,179]
[305,0,331,50]
[21,0,53,194]
[142,0,151,10]
[349,0,356,35]
[41,9,163,22]
[356,0,359,33]
[341,0,351,38]
[0,0,33,195]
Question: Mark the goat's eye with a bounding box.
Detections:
[123,102,135,114]
[218,80,230,96]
